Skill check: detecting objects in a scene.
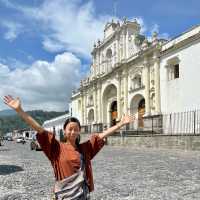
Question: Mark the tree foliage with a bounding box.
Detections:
[0,110,66,134]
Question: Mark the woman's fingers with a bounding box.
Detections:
[4,95,13,101]
[3,95,14,105]
[124,115,135,123]
[3,96,9,103]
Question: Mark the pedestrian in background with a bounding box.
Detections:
[3,95,135,200]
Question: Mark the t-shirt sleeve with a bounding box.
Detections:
[82,134,105,160]
[36,130,60,161]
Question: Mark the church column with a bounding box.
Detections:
[84,93,87,125]
[117,73,121,120]
[143,57,150,116]
[116,35,120,63]
[92,52,96,77]
[97,83,102,123]
[99,51,102,74]
[98,50,100,75]
[95,51,98,76]
[123,68,128,114]
[81,92,84,124]
[93,84,97,123]
[154,52,161,114]
[123,29,126,59]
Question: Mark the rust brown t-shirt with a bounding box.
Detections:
[36,131,104,192]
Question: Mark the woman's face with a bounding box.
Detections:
[64,122,80,143]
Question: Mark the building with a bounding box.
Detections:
[70,18,200,133]
[160,25,200,113]
[42,113,70,140]
[7,129,35,139]
[70,18,163,132]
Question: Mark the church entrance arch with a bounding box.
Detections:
[138,99,145,128]
[130,94,145,129]
[102,84,117,127]
[88,109,94,133]
[110,101,117,126]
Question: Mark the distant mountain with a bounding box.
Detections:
[0,109,16,117]
[0,110,67,134]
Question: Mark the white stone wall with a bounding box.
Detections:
[160,38,200,113]
[44,124,63,141]
[43,114,70,141]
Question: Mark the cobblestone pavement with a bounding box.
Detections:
[1,141,200,200]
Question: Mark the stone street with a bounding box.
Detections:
[1,140,200,200]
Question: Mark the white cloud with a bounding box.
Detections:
[42,37,66,53]
[0,63,10,75]
[1,0,113,57]
[35,0,112,57]
[134,17,147,34]
[0,52,83,111]
[1,0,170,55]
[150,24,159,35]
[1,20,24,41]
[150,24,170,40]
[0,0,172,113]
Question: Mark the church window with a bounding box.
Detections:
[168,63,179,80]
[174,64,179,79]
[166,56,180,81]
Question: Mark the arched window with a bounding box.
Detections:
[166,56,180,81]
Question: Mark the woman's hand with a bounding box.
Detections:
[99,114,135,139]
[119,114,135,126]
[3,95,44,133]
[3,95,22,111]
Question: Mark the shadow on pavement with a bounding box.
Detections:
[0,165,24,175]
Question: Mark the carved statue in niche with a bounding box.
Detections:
[150,67,155,79]
[150,92,155,110]
[128,35,137,56]
[87,94,93,106]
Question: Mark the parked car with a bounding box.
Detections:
[6,136,13,141]
[30,137,41,151]
[16,137,26,144]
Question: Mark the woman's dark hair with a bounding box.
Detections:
[63,117,81,130]
[63,117,81,148]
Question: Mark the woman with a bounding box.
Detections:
[3,95,134,199]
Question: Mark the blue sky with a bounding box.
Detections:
[0,0,199,111]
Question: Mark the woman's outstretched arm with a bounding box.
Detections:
[3,95,45,134]
[98,115,135,139]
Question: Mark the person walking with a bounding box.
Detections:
[3,95,135,200]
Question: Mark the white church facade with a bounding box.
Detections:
[69,19,200,133]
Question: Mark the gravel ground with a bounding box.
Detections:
[1,140,200,200]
